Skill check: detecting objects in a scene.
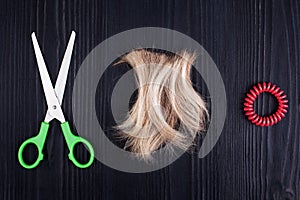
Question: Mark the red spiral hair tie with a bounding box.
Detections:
[244,82,288,127]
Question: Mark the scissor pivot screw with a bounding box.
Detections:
[53,105,57,110]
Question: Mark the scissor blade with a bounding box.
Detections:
[31,32,65,123]
[54,31,76,104]
[44,31,76,123]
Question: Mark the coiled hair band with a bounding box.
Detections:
[244,82,288,127]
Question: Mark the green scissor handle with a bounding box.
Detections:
[61,122,94,168]
[18,122,49,169]
[18,122,94,169]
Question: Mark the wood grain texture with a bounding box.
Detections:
[0,0,299,199]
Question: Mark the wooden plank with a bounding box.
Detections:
[0,0,299,199]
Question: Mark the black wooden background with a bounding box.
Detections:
[1,0,299,199]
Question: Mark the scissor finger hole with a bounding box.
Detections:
[72,142,91,164]
[21,143,39,165]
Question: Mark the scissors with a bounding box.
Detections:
[18,31,94,169]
